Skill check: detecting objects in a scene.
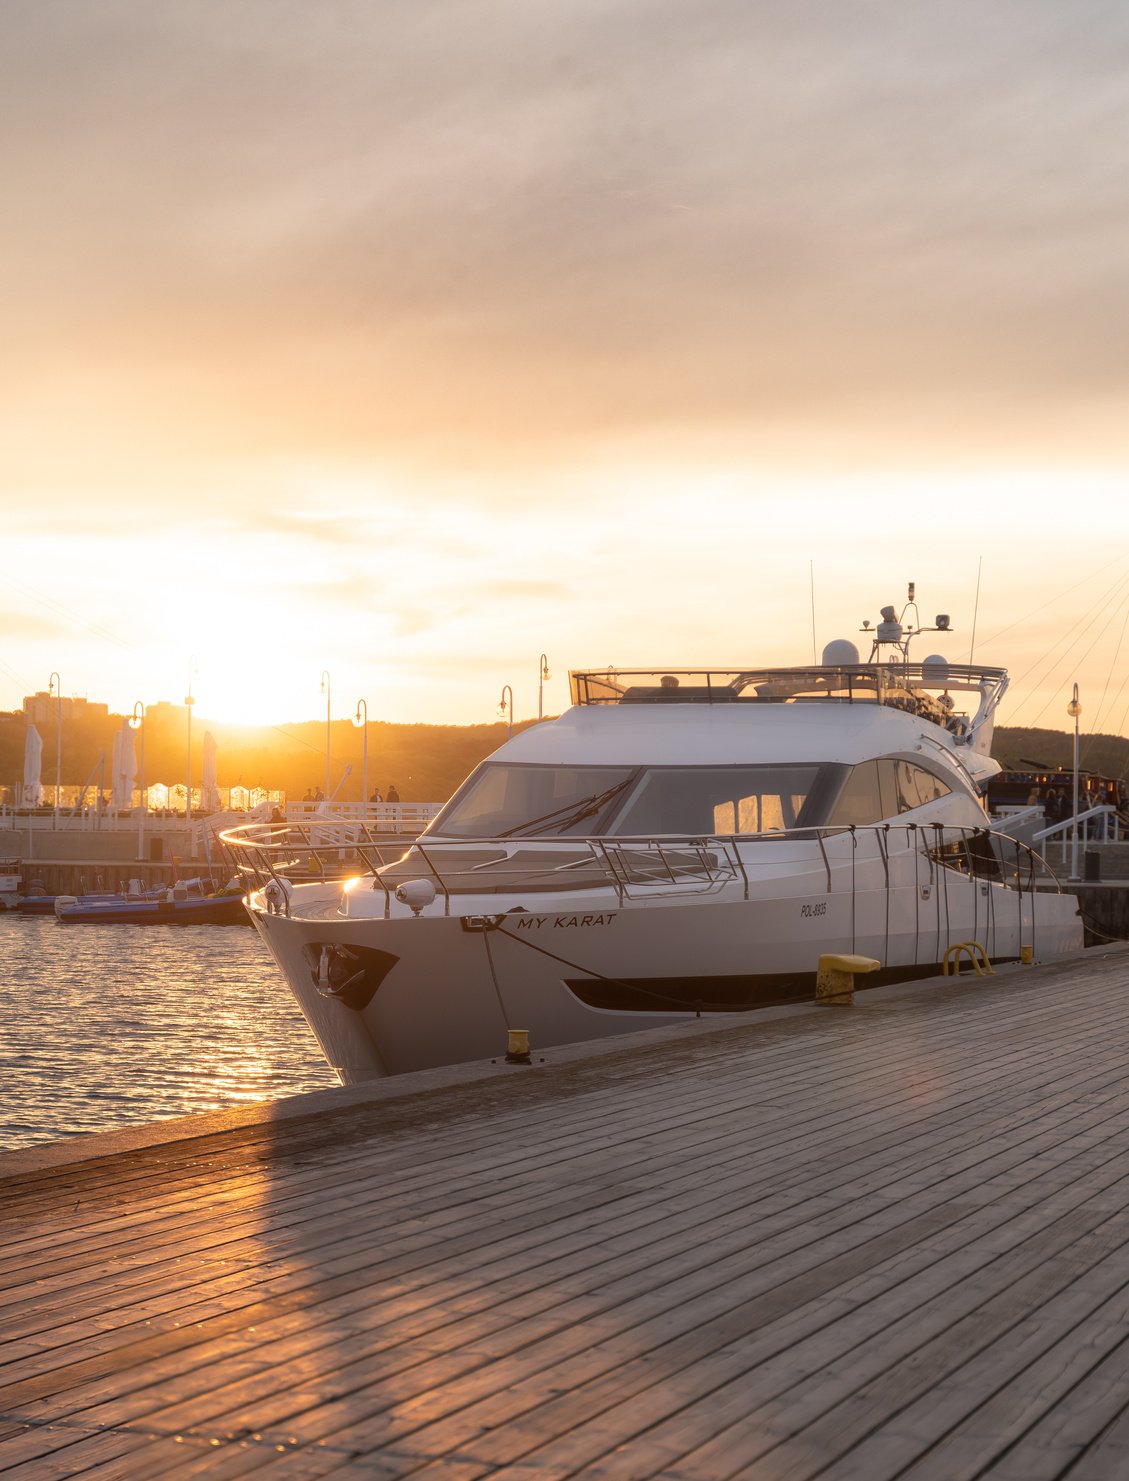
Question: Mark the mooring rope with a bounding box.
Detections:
[481,929,511,1024]
[1075,910,1129,945]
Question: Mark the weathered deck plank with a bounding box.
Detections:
[4,947,1129,1477]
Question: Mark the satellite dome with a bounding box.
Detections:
[922,654,950,683]
[822,639,860,666]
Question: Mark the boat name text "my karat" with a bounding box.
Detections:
[513,913,618,930]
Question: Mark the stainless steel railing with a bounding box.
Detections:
[221,819,1067,923]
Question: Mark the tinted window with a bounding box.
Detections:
[827,761,886,826]
[895,762,951,811]
[828,759,952,826]
[610,765,823,836]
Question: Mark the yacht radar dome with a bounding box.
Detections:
[821,639,860,666]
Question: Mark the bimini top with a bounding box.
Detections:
[569,662,1008,755]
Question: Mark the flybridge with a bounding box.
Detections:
[568,663,1009,748]
[568,582,1006,741]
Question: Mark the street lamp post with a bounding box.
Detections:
[354,698,368,809]
[130,702,146,861]
[538,654,551,722]
[320,671,332,801]
[1068,683,1082,881]
[498,684,513,741]
[185,656,197,824]
[49,671,61,826]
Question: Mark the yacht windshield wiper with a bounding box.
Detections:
[498,776,635,838]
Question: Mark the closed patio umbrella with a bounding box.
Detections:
[201,731,220,813]
[111,721,136,811]
[21,725,42,807]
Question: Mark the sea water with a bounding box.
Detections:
[0,913,337,1151]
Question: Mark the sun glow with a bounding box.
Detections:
[5,466,1129,736]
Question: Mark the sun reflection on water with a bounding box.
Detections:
[0,915,337,1150]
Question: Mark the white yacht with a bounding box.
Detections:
[230,593,1083,1083]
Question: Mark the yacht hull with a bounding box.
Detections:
[249,869,1083,1083]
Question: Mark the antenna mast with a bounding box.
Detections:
[968,555,983,663]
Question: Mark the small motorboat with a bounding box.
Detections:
[0,859,21,911]
[53,878,250,925]
[19,877,166,917]
[19,891,116,917]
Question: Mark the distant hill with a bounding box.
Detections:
[992,727,1129,780]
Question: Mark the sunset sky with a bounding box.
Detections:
[3,1,1129,740]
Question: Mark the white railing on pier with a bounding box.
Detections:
[1033,805,1125,849]
[284,801,442,833]
[993,805,1044,826]
[191,805,275,862]
[0,807,191,834]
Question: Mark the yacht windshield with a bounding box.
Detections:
[429,765,638,839]
[429,762,834,839]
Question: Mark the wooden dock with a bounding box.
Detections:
[5,946,1129,1478]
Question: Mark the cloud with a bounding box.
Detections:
[4,0,1129,488]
